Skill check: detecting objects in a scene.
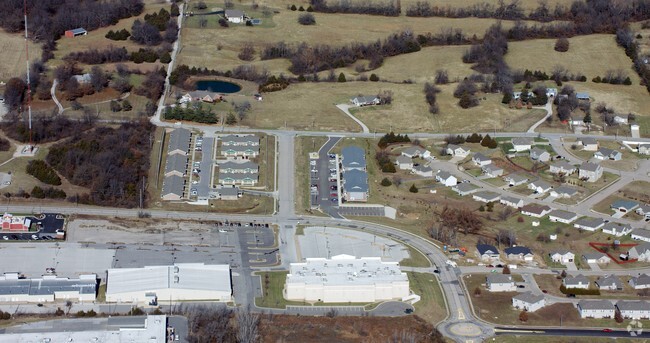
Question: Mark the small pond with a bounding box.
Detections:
[195,80,242,93]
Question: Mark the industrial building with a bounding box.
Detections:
[0,273,97,303]
[285,254,409,303]
[106,263,232,303]
[0,315,167,343]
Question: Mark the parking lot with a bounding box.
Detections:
[338,206,385,217]
[237,224,278,266]
[188,135,215,201]
[0,213,65,242]
[310,137,342,216]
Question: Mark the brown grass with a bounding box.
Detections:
[0,31,40,81]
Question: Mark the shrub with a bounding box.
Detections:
[337,72,346,82]
[299,6,305,11]
[26,160,61,185]
[369,74,379,82]
[298,13,316,25]
[409,184,418,193]
[381,177,392,186]
[291,4,297,11]
[86,309,97,317]
[55,307,65,316]
[554,37,569,52]
[76,310,86,317]
[31,186,66,199]
[122,100,133,111]
[559,284,600,295]
[0,138,11,152]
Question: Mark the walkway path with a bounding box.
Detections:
[335,104,369,133]
[527,99,553,133]
[51,79,63,114]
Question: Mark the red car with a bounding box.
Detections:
[542,290,548,293]
[602,329,613,333]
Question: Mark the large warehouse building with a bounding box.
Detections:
[0,273,97,303]
[106,263,232,303]
[285,254,409,303]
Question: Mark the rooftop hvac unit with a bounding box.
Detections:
[173,266,180,273]
[174,276,179,283]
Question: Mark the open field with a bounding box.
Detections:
[407,271,447,324]
[0,31,40,81]
[506,35,640,84]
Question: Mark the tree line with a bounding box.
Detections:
[26,160,61,185]
[616,26,650,93]
[309,0,400,16]
[164,104,218,124]
[1,114,93,144]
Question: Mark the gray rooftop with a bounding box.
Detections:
[582,252,608,260]
[616,300,650,312]
[437,171,454,180]
[482,164,502,173]
[402,146,425,156]
[413,165,432,173]
[342,146,366,170]
[574,217,605,228]
[530,179,552,190]
[454,183,480,193]
[611,199,639,210]
[550,249,572,256]
[352,95,378,103]
[530,147,549,158]
[505,173,528,183]
[548,209,577,220]
[512,137,533,146]
[632,274,650,286]
[161,175,185,197]
[603,222,632,232]
[218,161,259,172]
[221,134,259,145]
[504,246,532,256]
[553,185,578,196]
[473,191,500,201]
[500,195,522,204]
[580,161,601,172]
[168,128,191,152]
[578,299,614,310]
[632,229,650,240]
[165,154,188,175]
[222,145,260,153]
[396,155,412,164]
[513,291,544,304]
[218,187,240,197]
[343,169,368,193]
[580,137,598,145]
[287,255,407,286]
[225,9,245,17]
[596,275,622,288]
[473,152,491,162]
[565,274,590,285]
[551,160,575,170]
[487,274,513,284]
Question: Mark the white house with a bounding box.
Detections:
[573,217,605,232]
[476,244,500,260]
[445,144,470,157]
[616,301,650,320]
[472,191,500,203]
[632,229,650,243]
[628,242,650,262]
[579,162,603,182]
[225,9,245,23]
[549,250,574,264]
[577,300,615,319]
[610,199,639,214]
[436,171,457,187]
[629,274,650,289]
[549,161,576,175]
[482,164,503,177]
[529,147,550,162]
[594,147,623,161]
[563,274,590,289]
[486,274,516,292]
[511,137,533,152]
[602,222,632,237]
[395,155,413,170]
[412,165,433,177]
[528,179,553,194]
[452,183,480,196]
[595,275,623,290]
[351,95,380,107]
[472,153,492,166]
[638,144,650,155]
[500,195,524,209]
[578,137,599,151]
[504,246,534,261]
[548,210,578,224]
[546,88,558,97]
[512,292,546,312]
[582,253,612,264]
[401,146,430,159]
[636,205,650,220]
[550,185,578,199]
[503,173,528,187]
[520,204,551,218]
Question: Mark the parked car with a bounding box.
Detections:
[31,235,38,240]
[1,236,7,240]
[331,198,338,202]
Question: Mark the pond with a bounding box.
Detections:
[195,80,242,93]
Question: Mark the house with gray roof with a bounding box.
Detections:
[530,147,550,162]
[573,217,605,231]
[512,292,546,312]
[351,95,380,106]
[168,128,191,155]
[476,244,500,260]
[445,144,470,157]
[452,182,480,196]
[630,274,650,289]
[402,146,430,159]
[221,145,260,159]
[412,165,433,177]
[472,153,491,166]
[596,275,623,290]
[482,164,503,177]
[594,147,622,161]
[342,169,368,202]
[217,186,241,200]
[225,9,246,23]
[579,162,603,182]
[436,171,457,187]
[219,172,258,186]
[636,204,650,220]
[503,173,528,186]
[550,185,578,198]
[548,210,578,223]
[500,195,524,209]
[564,274,590,289]
[161,175,185,201]
[639,144,650,155]
[472,191,500,203]
[342,146,367,171]
[577,300,615,319]
[602,222,632,237]
[486,274,515,292]
[550,160,576,175]
[578,137,599,151]
[632,229,650,243]
[521,203,551,218]
[395,155,413,170]
[528,179,553,194]
[629,242,650,262]
[504,246,533,261]
[511,137,533,152]
[218,161,259,174]
[616,300,650,319]
[549,250,574,263]
[164,154,188,177]
[582,252,612,264]
[576,92,590,101]
[610,199,639,213]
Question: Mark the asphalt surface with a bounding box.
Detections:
[495,327,650,339]
[313,137,341,217]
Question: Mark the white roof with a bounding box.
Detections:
[107,263,231,295]
[287,255,407,286]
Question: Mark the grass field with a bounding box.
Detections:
[0,31,40,81]
[407,272,447,324]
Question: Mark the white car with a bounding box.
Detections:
[2,236,7,240]
[31,235,38,240]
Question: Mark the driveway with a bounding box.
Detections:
[565,261,577,271]
[335,104,369,133]
[588,262,602,272]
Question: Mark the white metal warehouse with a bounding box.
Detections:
[285,254,409,303]
[106,263,231,303]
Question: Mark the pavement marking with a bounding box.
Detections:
[458,308,465,320]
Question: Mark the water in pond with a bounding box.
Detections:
[195,80,242,93]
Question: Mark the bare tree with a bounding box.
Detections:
[236,305,260,343]
[238,43,256,61]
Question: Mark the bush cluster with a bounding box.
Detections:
[309,0,399,17]
[31,186,66,199]
[559,284,600,295]
[26,160,62,186]
[423,83,440,114]
[105,29,131,41]
[480,134,498,149]
[378,132,410,149]
[164,104,218,124]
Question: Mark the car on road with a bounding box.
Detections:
[496,264,503,268]
[567,294,576,298]
[192,180,199,184]
[191,189,198,196]
[517,285,525,288]
[602,329,613,332]
[433,269,440,273]
[329,178,336,182]
[487,264,494,267]
[330,193,337,197]
[329,154,335,158]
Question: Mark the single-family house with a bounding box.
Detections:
[436,171,457,187]
[573,217,605,232]
[616,301,650,320]
[579,162,603,182]
[549,249,575,263]
[512,292,546,312]
[569,116,585,128]
[564,274,591,289]
[511,137,533,152]
[632,229,650,243]
[521,204,551,218]
[594,147,623,161]
[528,179,553,194]
[504,246,534,261]
[629,274,650,289]
[503,173,528,187]
[628,242,650,262]
[401,147,430,159]
[395,155,414,170]
[576,92,590,101]
[472,191,500,203]
[472,153,492,166]
[578,137,599,151]
[614,115,629,125]
[341,146,367,171]
[452,183,480,196]
[610,199,639,213]
[225,9,246,23]
[636,204,650,220]
[530,147,551,162]
[638,144,650,155]
[512,91,534,100]
[342,169,368,202]
[219,172,259,186]
[577,300,615,319]
[221,134,260,147]
[602,222,633,237]
[500,195,524,209]
[351,95,380,107]
[412,165,433,177]
[595,275,623,290]
[548,210,578,224]
[549,161,576,175]
[64,28,87,38]
[482,164,504,178]
[550,185,579,198]
[182,91,220,103]
[476,244,500,260]
[218,161,259,174]
[486,274,516,292]
[546,88,558,98]
[445,144,470,157]
[582,252,612,265]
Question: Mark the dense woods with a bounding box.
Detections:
[46,121,153,208]
[25,160,61,186]
[1,114,93,144]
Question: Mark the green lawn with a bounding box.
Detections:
[255,271,305,309]
[400,245,432,268]
[407,272,447,325]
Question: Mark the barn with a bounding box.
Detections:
[64,28,87,38]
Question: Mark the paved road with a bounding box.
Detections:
[495,327,650,339]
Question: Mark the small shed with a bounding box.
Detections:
[65,28,88,38]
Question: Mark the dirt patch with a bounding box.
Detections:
[259,315,441,343]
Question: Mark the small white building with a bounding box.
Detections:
[486,274,516,292]
[594,147,622,161]
[632,229,650,243]
[472,191,500,203]
[548,210,578,224]
[530,147,550,162]
[351,95,380,107]
[395,155,414,170]
[436,171,457,187]
[412,165,433,177]
[549,250,574,264]
[638,144,650,155]
[225,9,245,23]
[452,183,480,196]
[582,253,611,265]
[577,299,615,319]
[579,162,603,182]
[482,164,503,177]
[549,161,576,175]
[285,255,410,303]
[595,275,623,290]
[550,185,578,199]
[616,300,650,319]
[520,204,551,218]
[528,179,553,194]
[636,205,650,220]
[628,242,650,262]
[578,137,599,151]
[512,292,546,312]
[472,153,492,166]
[401,147,430,159]
[504,246,534,261]
[503,173,528,187]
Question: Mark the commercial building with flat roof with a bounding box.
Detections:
[0,273,96,303]
[106,263,231,303]
[285,254,409,303]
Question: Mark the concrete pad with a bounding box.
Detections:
[297,226,410,262]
